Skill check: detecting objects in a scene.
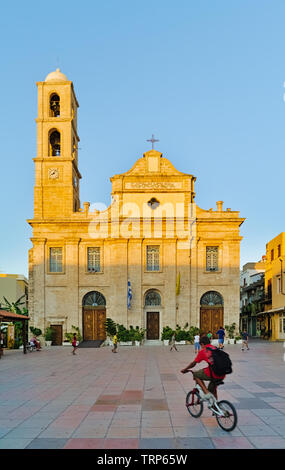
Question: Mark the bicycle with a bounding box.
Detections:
[185,371,238,432]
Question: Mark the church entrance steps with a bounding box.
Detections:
[78,340,104,348]
[143,340,162,346]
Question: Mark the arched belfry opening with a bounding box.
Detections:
[50,93,60,117]
[49,130,61,156]
[200,291,224,338]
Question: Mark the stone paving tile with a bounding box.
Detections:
[64,438,105,449]
[140,438,176,449]
[239,424,279,436]
[212,437,255,449]
[26,438,68,449]
[104,438,139,449]
[173,426,208,438]
[0,438,34,449]
[141,427,174,438]
[142,399,168,411]
[106,426,140,438]
[4,427,46,439]
[175,437,215,449]
[252,409,284,417]
[235,399,274,409]
[248,436,285,449]
[254,381,282,388]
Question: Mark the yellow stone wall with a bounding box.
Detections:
[28,71,245,341]
[265,232,285,340]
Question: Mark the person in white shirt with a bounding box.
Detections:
[194,335,200,353]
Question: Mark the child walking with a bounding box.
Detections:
[194,334,200,353]
[72,333,78,355]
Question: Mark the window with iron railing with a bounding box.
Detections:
[49,247,63,273]
[206,246,219,271]
[146,246,160,271]
[87,247,101,272]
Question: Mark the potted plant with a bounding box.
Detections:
[161,326,174,345]
[134,327,146,346]
[30,326,43,348]
[225,323,237,344]
[65,325,82,346]
[105,318,117,346]
[44,327,53,347]
[187,326,201,344]
[175,324,189,344]
[235,335,242,344]
[117,324,133,345]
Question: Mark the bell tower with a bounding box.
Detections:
[34,68,81,219]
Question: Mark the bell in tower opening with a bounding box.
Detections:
[49,130,61,156]
[50,94,60,117]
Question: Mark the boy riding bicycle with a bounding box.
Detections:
[181,336,225,405]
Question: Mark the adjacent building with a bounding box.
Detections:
[240,259,265,336]
[263,233,285,341]
[0,274,28,310]
[27,69,245,344]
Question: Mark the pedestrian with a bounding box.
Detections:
[30,335,41,350]
[207,331,212,343]
[216,326,225,349]
[112,332,118,353]
[241,329,249,351]
[72,333,78,355]
[170,332,178,351]
[194,334,200,353]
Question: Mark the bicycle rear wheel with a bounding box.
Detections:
[186,390,203,418]
[215,400,237,432]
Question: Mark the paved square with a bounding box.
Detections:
[0,340,285,449]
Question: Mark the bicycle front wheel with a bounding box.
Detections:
[186,390,203,418]
[216,400,238,432]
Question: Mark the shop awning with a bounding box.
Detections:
[0,310,30,321]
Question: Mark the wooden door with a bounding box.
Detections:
[200,308,223,338]
[50,325,62,346]
[83,309,106,340]
[147,312,159,339]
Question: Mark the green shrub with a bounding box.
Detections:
[225,323,237,339]
[44,327,53,341]
[30,326,42,337]
[65,325,82,343]
[105,318,117,337]
[161,326,174,341]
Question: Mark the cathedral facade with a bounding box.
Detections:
[28,69,244,344]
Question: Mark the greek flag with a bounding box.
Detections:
[127,280,132,309]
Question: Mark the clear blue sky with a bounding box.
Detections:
[1,0,285,277]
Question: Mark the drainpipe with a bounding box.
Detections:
[279,258,285,295]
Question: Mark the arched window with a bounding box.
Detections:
[50,94,60,117]
[49,130,61,156]
[83,291,106,307]
[200,291,223,306]
[145,290,161,306]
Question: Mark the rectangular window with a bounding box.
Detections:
[147,246,160,271]
[87,247,101,272]
[49,247,63,273]
[278,244,281,257]
[271,249,274,261]
[206,246,219,271]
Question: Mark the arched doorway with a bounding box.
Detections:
[82,291,106,341]
[145,290,161,340]
[200,291,224,338]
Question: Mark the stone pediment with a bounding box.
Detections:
[111,150,192,179]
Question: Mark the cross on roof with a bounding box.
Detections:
[147,134,159,150]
